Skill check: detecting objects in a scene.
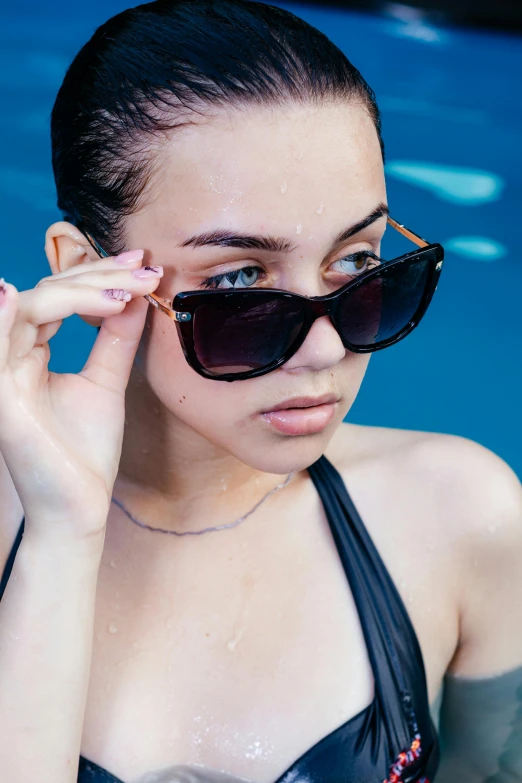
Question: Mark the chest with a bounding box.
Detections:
[81,482,457,783]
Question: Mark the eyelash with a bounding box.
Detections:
[199,250,381,290]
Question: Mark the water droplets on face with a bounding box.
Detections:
[280,181,288,194]
[316,203,324,215]
[227,627,245,652]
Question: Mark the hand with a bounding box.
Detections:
[0,250,163,544]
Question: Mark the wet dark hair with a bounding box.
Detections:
[51,0,384,257]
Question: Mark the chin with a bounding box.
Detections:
[231,423,340,476]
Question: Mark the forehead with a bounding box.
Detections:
[141,102,385,238]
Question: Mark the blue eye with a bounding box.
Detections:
[201,265,262,290]
[333,251,381,276]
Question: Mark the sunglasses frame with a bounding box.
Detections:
[83,216,444,382]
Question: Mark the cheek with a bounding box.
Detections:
[136,310,253,431]
[135,311,373,471]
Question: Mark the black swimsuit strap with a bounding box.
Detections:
[307,454,431,752]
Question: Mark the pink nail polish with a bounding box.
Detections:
[103,289,132,302]
[132,266,163,278]
[115,249,144,264]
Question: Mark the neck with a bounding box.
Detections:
[114,365,292,534]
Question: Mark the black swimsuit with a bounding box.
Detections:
[0,454,440,782]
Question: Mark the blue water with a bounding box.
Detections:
[1,1,521,476]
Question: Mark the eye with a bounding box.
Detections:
[200,265,264,290]
[332,250,381,276]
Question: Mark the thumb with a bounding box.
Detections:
[79,295,149,394]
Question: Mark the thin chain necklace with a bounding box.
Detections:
[111,472,295,537]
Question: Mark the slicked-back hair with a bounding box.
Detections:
[51,0,384,256]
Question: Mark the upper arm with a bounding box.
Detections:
[438,436,522,678]
[418,436,522,782]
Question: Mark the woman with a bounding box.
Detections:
[0,1,521,782]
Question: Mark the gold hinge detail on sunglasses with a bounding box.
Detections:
[144,293,191,321]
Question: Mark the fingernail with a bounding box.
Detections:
[103,289,132,302]
[115,249,144,265]
[132,265,163,279]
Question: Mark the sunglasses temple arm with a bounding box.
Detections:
[387,217,430,248]
[144,293,180,319]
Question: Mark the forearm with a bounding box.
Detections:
[0,529,104,783]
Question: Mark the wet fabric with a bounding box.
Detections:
[0,454,439,782]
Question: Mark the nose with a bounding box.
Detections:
[282,315,346,374]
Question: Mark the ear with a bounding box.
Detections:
[44,221,107,328]
[44,221,102,275]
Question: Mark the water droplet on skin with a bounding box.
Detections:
[296,224,303,235]
[109,559,117,569]
[141,448,150,455]
[316,203,324,214]
[227,627,245,651]
[400,579,408,588]
[152,407,160,415]
[108,622,118,634]
[280,181,288,194]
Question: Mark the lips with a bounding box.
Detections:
[259,393,341,436]
[261,393,340,414]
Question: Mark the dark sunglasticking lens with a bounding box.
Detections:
[192,294,305,375]
[337,257,431,348]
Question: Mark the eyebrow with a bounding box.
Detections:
[179,202,389,253]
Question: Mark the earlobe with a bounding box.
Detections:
[44,221,98,275]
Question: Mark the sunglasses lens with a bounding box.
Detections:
[338,256,431,348]
[193,295,304,375]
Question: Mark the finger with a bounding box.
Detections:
[0,280,18,373]
[35,320,63,345]
[80,294,149,395]
[51,266,164,329]
[36,248,145,283]
[11,276,161,362]
[18,273,162,327]
[0,282,21,429]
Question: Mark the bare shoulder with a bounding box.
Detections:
[327,422,522,542]
[329,421,521,530]
[326,423,522,676]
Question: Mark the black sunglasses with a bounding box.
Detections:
[83,216,443,382]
